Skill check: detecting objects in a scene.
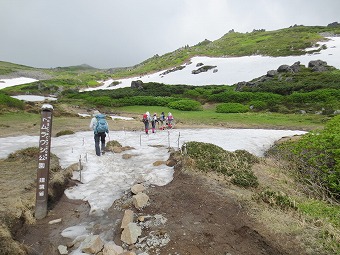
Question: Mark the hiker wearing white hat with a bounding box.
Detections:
[89,110,109,156]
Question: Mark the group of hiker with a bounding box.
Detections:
[89,110,174,156]
[142,111,174,134]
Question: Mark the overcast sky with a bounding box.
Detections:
[1,0,339,69]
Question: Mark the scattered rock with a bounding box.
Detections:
[277,64,292,73]
[192,65,217,74]
[137,216,145,222]
[58,245,68,255]
[133,193,149,209]
[159,66,185,76]
[266,70,277,77]
[49,218,62,225]
[308,60,329,72]
[121,223,142,245]
[131,184,145,194]
[120,251,136,255]
[121,209,134,229]
[122,154,133,160]
[81,235,104,254]
[103,241,124,255]
[153,160,166,166]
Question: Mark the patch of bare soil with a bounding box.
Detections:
[135,168,306,255]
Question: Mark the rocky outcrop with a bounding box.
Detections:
[160,65,185,76]
[236,60,331,91]
[131,80,143,89]
[192,65,217,74]
[308,60,329,72]
[277,61,301,73]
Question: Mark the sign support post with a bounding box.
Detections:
[35,104,53,220]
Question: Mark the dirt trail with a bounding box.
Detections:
[16,163,306,255]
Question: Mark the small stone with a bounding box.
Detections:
[49,218,62,224]
[57,245,68,255]
[121,223,142,244]
[137,216,145,222]
[153,160,165,166]
[131,184,145,194]
[122,154,133,159]
[81,235,104,254]
[132,193,149,209]
[121,209,134,229]
[103,241,124,255]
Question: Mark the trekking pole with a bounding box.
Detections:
[168,130,170,149]
[177,132,180,149]
[79,156,82,183]
[140,134,142,146]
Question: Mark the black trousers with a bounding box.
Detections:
[94,132,106,156]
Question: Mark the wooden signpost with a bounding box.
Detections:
[35,104,53,220]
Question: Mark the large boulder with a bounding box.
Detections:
[131,80,143,89]
[308,60,329,72]
[277,64,292,73]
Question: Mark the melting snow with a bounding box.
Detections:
[0,128,306,215]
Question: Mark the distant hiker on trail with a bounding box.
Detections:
[159,111,165,130]
[166,112,174,129]
[142,111,151,134]
[151,113,158,133]
[89,110,109,156]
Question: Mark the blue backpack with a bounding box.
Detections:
[95,114,109,134]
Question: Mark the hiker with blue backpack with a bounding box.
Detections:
[89,110,109,156]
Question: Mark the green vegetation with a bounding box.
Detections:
[168,99,202,111]
[216,103,249,113]
[183,141,259,188]
[0,61,35,75]
[0,92,24,110]
[267,115,340,200]
[55,130,75,137]
[256,189,297,210]
[298,199,340,227]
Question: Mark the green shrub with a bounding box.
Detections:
[106,140,122,148]
[168,99,202,111]
[56,130,75,137]
[216,103,248,113]
[231,170,259,188]
[0,93,24,109]
[183,142,258,188]
[255,189,297,210]
[249,100,267,111]
[269,115,340,200]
